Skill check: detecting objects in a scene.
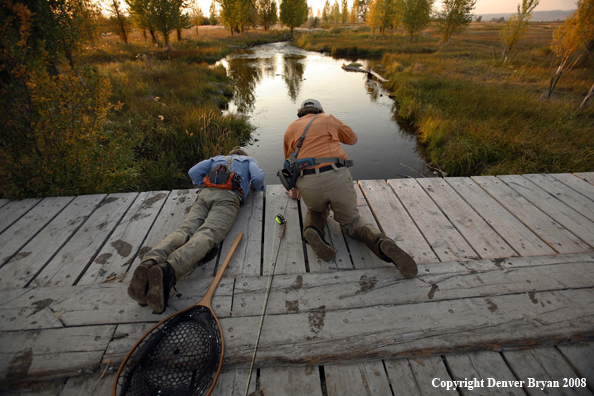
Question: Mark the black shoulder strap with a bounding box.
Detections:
[294,114,319,159]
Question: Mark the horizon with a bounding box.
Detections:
[192,0,577,18]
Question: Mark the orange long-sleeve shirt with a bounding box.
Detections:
[283,113,358,169]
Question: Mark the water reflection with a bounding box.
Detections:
[282,54,306,102]
[218,42,429,185]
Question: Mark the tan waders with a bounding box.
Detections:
[296,167,417,278]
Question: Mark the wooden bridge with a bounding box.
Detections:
[1,173,593,395]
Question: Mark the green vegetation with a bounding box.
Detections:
[295,23,593,176]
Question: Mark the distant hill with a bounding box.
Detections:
[476,9,576,22]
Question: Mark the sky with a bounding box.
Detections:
[195,0,577,17]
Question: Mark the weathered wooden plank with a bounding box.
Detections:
[524,174,594,223]
[445,350,527,395]
[78,191,169,285]
[503,346,592,396]
[0,277,234,331]
[263,185,305,275]
[0,199,10,210]
[574,172,594,184]
[382,359,422,396]
[61,372,115,396]
[210,368,256,396]
[0,325,115,382]
[406,356,453,396]
[416,178,516,259]
[557,342,594,386]
[445,177,556,257]
[0,380,63,395]
[102,322,154,366]
[387,178,478,261]
[33,193,137,288]
[123,189,198,284]
[259,365,323,396]
[301,198,353,273]
[473,176,591,254]
[0,198,40,235]
[0,197,74,267]
[551,173,594,200]
[232,253,594,317]
[0,194,106,291]
[498,175,594,249]
[324,361,392,396]
[360,180,438,265]
[221,288,594,368]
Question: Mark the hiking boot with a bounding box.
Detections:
[128,259,158,306]
[380,239,418,279]
[303,226,336,261]
[146,262,177,314]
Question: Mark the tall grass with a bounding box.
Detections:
[297,23,594,176]
[80,27,286,191]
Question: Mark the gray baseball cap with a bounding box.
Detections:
[299,99,323,112]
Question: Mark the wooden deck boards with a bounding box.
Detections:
[1,173,593,395]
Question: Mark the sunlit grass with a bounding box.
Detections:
[296,22,594,176]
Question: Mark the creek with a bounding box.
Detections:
[218,41,430,185]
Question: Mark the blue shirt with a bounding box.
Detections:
[188,155,266,199]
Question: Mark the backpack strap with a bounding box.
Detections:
[293,114,319,159]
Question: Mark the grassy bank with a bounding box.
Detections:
[84,28,289,192]
[296,24,594,176]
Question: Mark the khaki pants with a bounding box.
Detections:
[296,167,387,258]
[141,188,240,280]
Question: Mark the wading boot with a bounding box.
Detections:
[303,226,336,261]
[146,262,177,314]
[127,259,158,306]
[379,239,418,279]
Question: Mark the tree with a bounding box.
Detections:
[548,0,594,98]
[189,0,206,33]
[499,0,539,62]
[434,0,476,44]
[367,0,398,34]
[280,0,307,33]
[322,0,330,23]
[331,0,340,23]
[217,0,252,33]
[341,0,349,23]
[258,0,278,30]
[126,0,160,44]
[209,1,218,24]
[402,0,434,41]
[0,2,136,198]
[349,1,358,22]
[108,0,132,43]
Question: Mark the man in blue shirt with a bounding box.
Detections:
[128,147,265,313]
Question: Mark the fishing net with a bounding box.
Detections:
[117,306,222,396]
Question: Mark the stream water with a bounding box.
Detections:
[218,41,430,185]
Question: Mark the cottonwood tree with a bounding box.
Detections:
[367,0,398,35]
[549,0,594,99]
[331,0,340,23]
[499,0,539,62]
[280,0,308,33]
[218,0,252,33]
[126,0,160,44]
[258,0,278,30]
[434,0,476,44]
[189,0,205,33]
[341,0,349,23]
[402,0,434,41]
[209,1,218,24]
[322,0,330,23]
[108,0,131,43]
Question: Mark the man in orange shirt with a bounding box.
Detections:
[283,99,418,278]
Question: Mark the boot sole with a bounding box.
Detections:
[381,241,418,279]
[146,266,166,314]
[127,264,150,306]
[304,228,336,261]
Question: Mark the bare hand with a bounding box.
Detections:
[285,189,300,200]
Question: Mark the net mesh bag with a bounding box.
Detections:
[118,306,222,396]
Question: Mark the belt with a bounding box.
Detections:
[302,163,345,176]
